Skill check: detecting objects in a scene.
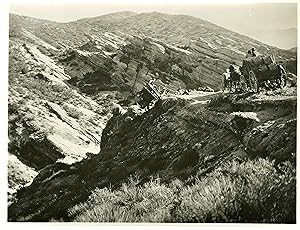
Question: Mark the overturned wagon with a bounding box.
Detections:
[137,82,161,109]
[241,55,287,92]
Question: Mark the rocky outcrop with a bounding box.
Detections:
[8,38,112,198]
[244,117,296,164]
[7,98,239,221]
[8,92,296,221]
[8,154,38,205]
[208,92,297,165]
[10,12,296,94]
[60,34,226,95]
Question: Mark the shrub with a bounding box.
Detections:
[62,104,83,119]
[69,176,175,222]
[68,159,295,223]
[171,159,296,223]
[208,94,232,108]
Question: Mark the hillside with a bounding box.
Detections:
[253,28,297,50]
[9,12,297,93]
[10,12,296,58]
[8,38,116,203]
[8,93,296,222]
[288,46,297,53]
[8,11,297,223]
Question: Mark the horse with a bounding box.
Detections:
[222,70,231,92]
[229,69,247,93]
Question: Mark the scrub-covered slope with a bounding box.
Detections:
[8,92,296,222]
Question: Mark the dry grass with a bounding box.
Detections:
[69,176,175,222]
[172,159,295,223]
[68,158,295,223]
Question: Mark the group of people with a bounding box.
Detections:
[245,47,260,58]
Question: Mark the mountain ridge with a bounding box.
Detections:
[74,11,138,23]
[9,11,296,54]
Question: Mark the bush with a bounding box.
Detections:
[171,159,295,223]
[208,94,232,108]
[69,176,175,222]
[62,104,83,119]
[68,159,295,223]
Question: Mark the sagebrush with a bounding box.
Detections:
[68,159,295,223]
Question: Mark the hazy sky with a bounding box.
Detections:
[9,2,297,41]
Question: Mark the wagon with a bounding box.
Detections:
[137,82,161,109]
[241,55,287,92]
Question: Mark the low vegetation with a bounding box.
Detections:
[68,158,295,223]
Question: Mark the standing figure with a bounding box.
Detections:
[222,69,231,92]
[228,65,243,92]
[251,47,260,57]
[245,50,252,58]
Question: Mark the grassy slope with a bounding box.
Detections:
[8,92,296,222]
[69,159,295,223]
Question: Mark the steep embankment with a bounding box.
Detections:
[8,34,115,200]
[8,92,296,221]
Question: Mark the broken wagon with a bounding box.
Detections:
[137,81,161,109]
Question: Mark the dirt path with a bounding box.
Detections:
[165,87,297,105]
[163,91,223,105]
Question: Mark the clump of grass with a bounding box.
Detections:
[62,104,83,119]
[68,159,295,223]
[69,176,175,222]
[172,159,295,223]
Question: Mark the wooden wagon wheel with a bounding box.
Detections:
[249,70,258,92]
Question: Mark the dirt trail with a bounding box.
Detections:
[169,87,297,106]
[164,91,222,105]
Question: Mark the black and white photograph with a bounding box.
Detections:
[3,0,298,224]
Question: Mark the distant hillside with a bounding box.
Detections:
[288,46,297,53]
[75,11,137,24]
[251,28,297,50]
[9,11,297,93]
[9,12,295,59]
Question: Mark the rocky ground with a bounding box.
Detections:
[8,88,296,221]
[7,11,297,223]
[8,36,114,203]
[9,12,297,93]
